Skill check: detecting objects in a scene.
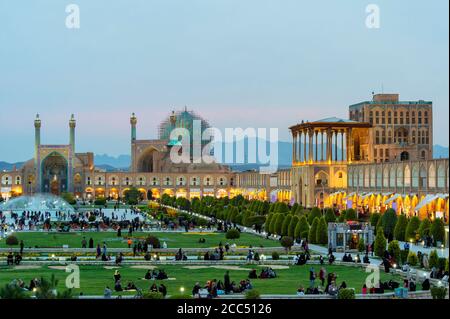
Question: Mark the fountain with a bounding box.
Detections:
[0,193,75,213]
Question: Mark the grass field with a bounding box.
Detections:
[0,264,400,296]
[0,231,280,249]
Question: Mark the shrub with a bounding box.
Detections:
[428,249,439,269]
[370,213,381,231]
[225,228,240,240]
[357,238,365,252]
[145,235,161,248]
[387,240,401,264]
[5,235,19,246]
[142,292,164,299]
[280,236,294,251]
[294,216,309,239]
[88,215,96,222]
[94,198,107,206]
[393,215,408,241]
[418,218,431,238]
[271,251,280,260]
[324,208,336,223]
[0,283,30,299]
[405,216,420,242]
[308,217,319,244]
[315,217,328,245]
[381,209,397,240]
[374,228,387,257]
[274,214,285,235]
[337,288,355,299]
[431,287,447,299]
[288,215,299,238]
[400,250,409,265]
[281,215,292,237]
[245,289,261,299]
[307,207,322,225]
[431,218,445,245]
[344,209,357,221]
[407,251,418,266]
[265,213,274,233]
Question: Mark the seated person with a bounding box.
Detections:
[144,252,151,261]
[150,283,158,292]
[363,254,370,264]
[328,254,335,264]
[248,269,257,279]
[7,252,14,266]
[125,281,137,290]
[14,253,22,265]
[296,286,305,296]
[156,269,168,280]
[114,280,123,292]
[144,270,152,280]
[421,278,430,291]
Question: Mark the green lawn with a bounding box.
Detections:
[0,231,280,249]
[0,264,401,296]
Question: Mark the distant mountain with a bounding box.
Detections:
[94,154,131,169]
[1,144,448,172]
[0,161,24,171]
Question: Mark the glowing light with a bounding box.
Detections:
[180,287,185,293]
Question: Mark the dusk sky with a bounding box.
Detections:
[0,0,448,163]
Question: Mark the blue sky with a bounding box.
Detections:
[0,0,448,162]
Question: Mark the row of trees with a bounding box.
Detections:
[369,208,446,246]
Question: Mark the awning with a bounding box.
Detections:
[329,191,345,197]
[384,194,401,205]
[436,193,449,200]
[414,194,439,211]
[361,193,374,200]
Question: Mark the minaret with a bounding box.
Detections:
[34,114,41,193]
[130,113,137,171]
[34,114,41,166]
[69,114,76,154]
[130,112,137,141]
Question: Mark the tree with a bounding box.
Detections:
[387,240,401,264]
[381,209,398,241]
[324,208,336,223]
[269,213,280,234]
[418,218,432,238]
[226,229,240,240]
[374,228,387,257]
[405,216,420,242]
[124,187,141,205]
[275,202,289,214]
[370,213,381,232]
[316,217,328,245]
[429,249,439,269]
[308,207,322,225]
[281,215,292,236]
[357,237,365,252]
[295,216,310,239]
[288,215,299,238]
[265,213,274,233]
[280,236,294,252]
[407,251,418,266]
[308,217,319,244]
[431,218,445,246]
[345,209,357,221]
[274,214,285,235]
[394,214,408,242]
